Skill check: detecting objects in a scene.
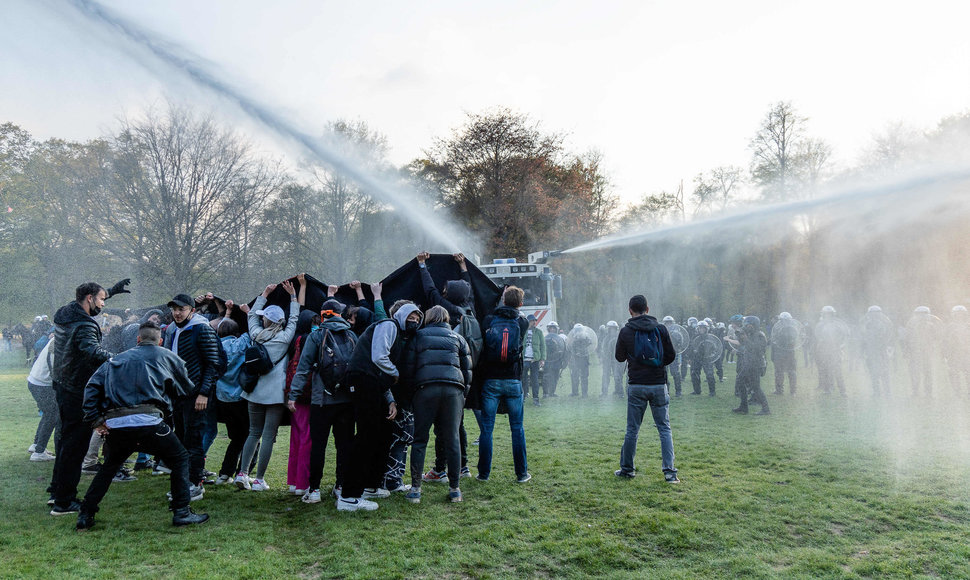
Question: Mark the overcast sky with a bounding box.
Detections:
[2,0,969,205]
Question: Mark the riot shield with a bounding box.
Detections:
[771,318,805,351]
[691,334,723,364]
[567,325,599,357]
[667,324,690,354]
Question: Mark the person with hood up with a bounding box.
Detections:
[48,279,129,516]
[338,300,423,511]
[75,322,208,530]
[542,321,567,397]
[288,299,358,504]
[235,280,300,492]
[415,252,479,483]
[162,292,223,497]
[614,294,679,483]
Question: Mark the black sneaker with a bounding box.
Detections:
[755,408,771,416]
[51,501,81,516]
[665,473,681,484]
[614,469,636,478]
[732,408,748,414]
[80,463,102,475]
[172,507,209,526]
[75,513,95,531]
[47,494,56,506]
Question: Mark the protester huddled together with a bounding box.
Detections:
[28,251,960,532]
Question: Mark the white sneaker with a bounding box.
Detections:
[293,488,306,496]
[234,473,251,490]
[250,479,270,491]
[302,489,321,504]
[30,450,56,462]
[214,474,232,485]
[386,483,412,493]
[362,487,390,499]
[288,485,296,493]
[336,497,379,512]
[28,444,37,453]
[331,486,342,499]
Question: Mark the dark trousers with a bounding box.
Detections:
[28,381,60,453]
[670,355,683,395]
[523,361,542,399]
[434,414,468,472]
[50,387,92,508]
[691,361,716,394]
[412,385,464,488]
[173,398,206,484]
[308,402,354,491]
[216,399,250,478]
[342,381,388,499]
[736,373,769,412]
[81,422,192,515]
[774,358,797,394]
[543,361,563,395]
[570,356,590,395]
[382,406,414,490]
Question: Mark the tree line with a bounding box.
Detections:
[2,101,969,326]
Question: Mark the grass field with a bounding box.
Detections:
[2,348,970,579]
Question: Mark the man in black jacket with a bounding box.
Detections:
[76,322,208,530]
[49,280,129,515]
[614,294,679,483]
[477,286,531,483]
[162,294,223,490]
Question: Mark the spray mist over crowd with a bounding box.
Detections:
[4,0,970,534]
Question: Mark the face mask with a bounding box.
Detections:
[405,320,420,334]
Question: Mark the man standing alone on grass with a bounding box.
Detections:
[613,294,679,483]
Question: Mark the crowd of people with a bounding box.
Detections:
[16,252,968,532]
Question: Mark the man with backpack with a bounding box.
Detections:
[613,294,679,483]
[477,286,531,483]
[287,300,357,504]
[163,293,225,498]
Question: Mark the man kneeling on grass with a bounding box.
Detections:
[75,322,209,531]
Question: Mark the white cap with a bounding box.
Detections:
[952,305,967,313]
[914,306,931,314]
[867,305,882,313]
[607,320,618,328]
[779,312,792,319]
[821,305,836,314]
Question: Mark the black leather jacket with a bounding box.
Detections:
[403,322,472,391]
[83,344,195,427]
[51,301,114,394]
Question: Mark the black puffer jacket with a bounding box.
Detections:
[616,314,676,386]
[403,322,472,391]
[162,314,222,397]
[51,301,114,393]
[82,344,195,427]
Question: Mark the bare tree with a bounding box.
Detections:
[95,105,283,295]
[750,101,804,201]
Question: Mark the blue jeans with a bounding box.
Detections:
[478,379,528,479]
[620,383,676,475]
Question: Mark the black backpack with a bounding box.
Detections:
[315,327,357,396]
[484,315,523,364]
[634,326,666,367]
[457,306,484,367]
[239,341,287,393]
